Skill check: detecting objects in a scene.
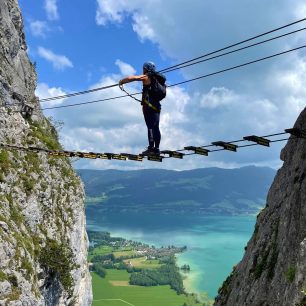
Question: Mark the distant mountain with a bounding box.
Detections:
[77,166,276,215]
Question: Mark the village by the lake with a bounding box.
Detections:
[88,231,204,306]
[88,231,188,270]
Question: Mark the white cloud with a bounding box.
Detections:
[35,83,67,107]
[115,59,136,75]
[36,1,306,170]
[30,20,49,38]
[94,0,305,61]
[42,51,306,170]
[200,87,238,109]
[244,99,279,131]
[44,0,59,20]
[44,73,143,132]
[96,0,129,25]
[271,56,306,97]
[93,0,306,169]
[132,13,156,42]
[37,47,73,70]
[95,0,157,42]
[294,3,306,19]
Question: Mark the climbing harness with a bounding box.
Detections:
[119,84,160,113]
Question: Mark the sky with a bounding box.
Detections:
[18,0,306,171]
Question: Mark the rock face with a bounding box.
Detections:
[0,0,92,305]
[214,109,306,305]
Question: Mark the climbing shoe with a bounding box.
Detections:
[141,147,155,156]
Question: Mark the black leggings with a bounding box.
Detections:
[143,106,161,149]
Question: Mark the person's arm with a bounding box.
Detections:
[119,74,149,85]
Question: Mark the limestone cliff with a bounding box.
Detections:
[0,0,92,305]
[214,109,306,305]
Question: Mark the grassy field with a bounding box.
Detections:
[92,270,201,306]
[113,250,135,258]
[89,246,136,260]
[88,246,113,261]
[123,257,161,269]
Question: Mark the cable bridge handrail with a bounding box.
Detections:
[0,128,303,163]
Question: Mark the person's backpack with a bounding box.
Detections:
[149,72,166,102]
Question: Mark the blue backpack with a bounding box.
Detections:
[149,72,166,102]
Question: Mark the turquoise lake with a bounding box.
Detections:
[86,211,256,299]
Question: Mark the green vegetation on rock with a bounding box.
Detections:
[285,266,296,283]
[5,287,21,303]
[0,150,10,176]
[28,119,61,150]
[0,270,7,281]
[39,238,79,295]
[253,220,279,280]
[218,266,237,298]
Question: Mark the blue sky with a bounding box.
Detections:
[18,0,306,170]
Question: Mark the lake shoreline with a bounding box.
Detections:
[88,230,203,305]
[177,253,202,296]
[86,213,256,299]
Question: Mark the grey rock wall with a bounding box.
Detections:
[214,109,306,305]
[0,0,92,305]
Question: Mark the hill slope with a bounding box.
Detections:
[78,166,275,215]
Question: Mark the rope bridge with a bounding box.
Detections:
[0,128,304,163]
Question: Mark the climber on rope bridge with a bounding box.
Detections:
[119,62,166,156]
